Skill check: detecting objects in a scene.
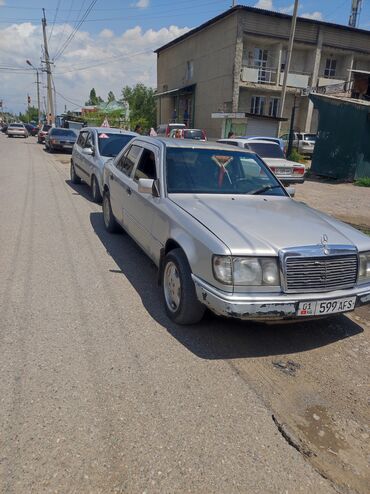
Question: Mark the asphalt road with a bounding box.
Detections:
[0,134,369,494]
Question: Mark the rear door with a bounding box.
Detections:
[73,130,89,177]
[79,131,95,182]
[109,144,142,224]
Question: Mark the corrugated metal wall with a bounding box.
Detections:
[310,95,370,180]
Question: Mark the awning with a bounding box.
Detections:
[155,84,196,98]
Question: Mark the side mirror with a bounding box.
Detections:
[82,147,94,156]
[286,186,295,197]
[138,178,155,195]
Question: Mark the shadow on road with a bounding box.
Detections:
[90,211,363,360]
[65,179,96,203]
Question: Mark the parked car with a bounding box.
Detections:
[101,137,370,325]
[37,124,51,143]
[169,128,207,141]
[70,127,137,202]
[280,132,316,155]
[156,123,186,137]
[7,122,28,138]
[237,135,285,151]
[45,127,77,153]
[1,124,8,133]
[217,138,305,184]
[24,123,38,136]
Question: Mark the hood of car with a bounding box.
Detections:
[169,194,370,256]
[263,157,304,169]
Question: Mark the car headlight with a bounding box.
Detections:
[359,252,370,284]
[213,256,280,286]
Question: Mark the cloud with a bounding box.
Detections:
[301,11,324,21]
[254,0,273,8]
[132,0,150,8]
[279,4,294,14]
[0,22,190,114]
[0,0,6,6]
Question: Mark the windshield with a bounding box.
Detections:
[166,148,285,196]
[247,142,285,158]
[303,134,316,141]
[97,133,135,157]
[183,129,204,140]
[9,124,24,128]
[51,129,77,137]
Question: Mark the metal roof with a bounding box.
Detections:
[155,5,370,54]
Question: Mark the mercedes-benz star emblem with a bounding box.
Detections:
[321,234,330,255]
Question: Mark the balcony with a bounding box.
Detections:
[241,66,311,89]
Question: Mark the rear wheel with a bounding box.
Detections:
[162,248,205,325]
[91,175,102,203]
[70,161,81,184]
[102,191,120,233]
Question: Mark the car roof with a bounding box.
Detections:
[133,136,259,152]
[218,138,280,146]
[238,136,283,142]
[82,127,138,136]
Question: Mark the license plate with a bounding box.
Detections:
[275,167,290,175]
[297,296,356,316]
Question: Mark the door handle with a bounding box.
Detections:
[126,187,132,196]
[110,173,114,181]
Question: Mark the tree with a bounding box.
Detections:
[18,106,39,123]
[107,91,116,102]
[85,88,104,106]
[121,83,156,132]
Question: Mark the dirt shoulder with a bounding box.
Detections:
[294,180,370,229]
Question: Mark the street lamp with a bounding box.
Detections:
[26,59,41,125]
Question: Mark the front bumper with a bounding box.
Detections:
[193,275,370,321]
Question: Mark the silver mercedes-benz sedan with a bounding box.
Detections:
[102,137,370,325]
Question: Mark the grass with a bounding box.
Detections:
[349,224,370,236]
[354,177,370,187]
[287,148,306,164]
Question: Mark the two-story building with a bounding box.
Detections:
[155,5,370,138]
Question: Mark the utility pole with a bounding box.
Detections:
[278,0,299,133]
[42,9,54,125]
[26,60,41,125]
[349,0,362,27]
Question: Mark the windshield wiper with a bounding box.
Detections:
[251,185,282,195]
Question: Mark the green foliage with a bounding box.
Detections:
[18,106,39,123]
[121,83,156,132]
[107,91,116,102]
[354,177,370,187]
[85,88,104,106]
[83,109,129,129]
[288,148,306,164]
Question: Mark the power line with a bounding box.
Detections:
[48,0,62,42]
[51,0,75,59]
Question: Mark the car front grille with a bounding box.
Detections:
[284,254,358,292]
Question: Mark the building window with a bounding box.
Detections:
[269,97,280,117]
[254,48,269,82]
[186,61,193,80]
[324,58,337,77]
[250,96,265,115]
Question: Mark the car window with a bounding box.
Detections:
[133,148,157,182]
[115,145,142,176]
[97,133,135,157]
[77,131,88,147]
[280,134,288,141]
[166,148,284,196]
[297,133,303,140]
[84,132,94,148]
[183,129,203,140]
[303,134,316,141]
[247,142,285,158]
[51,129,77,138]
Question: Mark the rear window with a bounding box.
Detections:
[183,129,204,140]
[42,125,51,132]
[50,129,77,137]
[247,142,284,159]
[303,134,316,141]
[9,124,24,128]
[97,133,135,157]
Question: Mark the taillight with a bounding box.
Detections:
[269,167,276,173]
[293,167,305,175]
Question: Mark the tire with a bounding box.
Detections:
[70,161,81,184]
[162,248,205,325]
[102,191,120,233]
[91,175,102,203]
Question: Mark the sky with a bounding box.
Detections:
[0,0,369,115]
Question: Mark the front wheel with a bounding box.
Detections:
[102,191,120,233]
[162,249,205,325]
[70,161,81,184]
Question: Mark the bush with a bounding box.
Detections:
[354,177,370,187]
[288,148,306,163]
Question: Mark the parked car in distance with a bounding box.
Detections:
[1,124,8,133]
[25,123,38,136]
[169,128,207,141]
[217,138,305,184]
[70,127,138,202]
[45,127,77,153]
[7,122,28,138]
[280,132,316,155]
[102,137,370,325]
[37,124,51,143]
[237,135,285,152]
[156,123,186,137]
